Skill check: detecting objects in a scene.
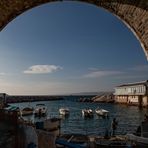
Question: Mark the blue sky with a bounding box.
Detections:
[0,1,148,95]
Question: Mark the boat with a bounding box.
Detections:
[35,117,61,137]
[34,104,47,117]
[95,108,109,117]
[82,109,93,118]
[56,134,90,148]
[4,105,21,116]
[59,108,70,116]
[94,135,132,148]
[21,107,34,116]
[126,120,148,147]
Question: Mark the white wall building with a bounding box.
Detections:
[114,80,148,107]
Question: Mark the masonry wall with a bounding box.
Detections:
[128,96,139,105]
[0,0,148,59]
[143,96,148,107]
[115,95,148,107]
[115,96,128,104]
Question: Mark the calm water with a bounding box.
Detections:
[12,96,148,136]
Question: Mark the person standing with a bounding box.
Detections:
[111,118,118,136]
[144,114,148,121]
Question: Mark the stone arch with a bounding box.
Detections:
[0,0,148,59]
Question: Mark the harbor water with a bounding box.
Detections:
[12,96,148,136]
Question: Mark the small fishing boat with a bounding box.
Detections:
[59,108,70,116]
[94,135,132,148]
[4,105,21,116]
[95,108,109,117]
[126,120,148,147]
[82,109,93,118]
[56,134,90,148]
[35,117,61,137]
[34,104,47,117]
[21,107,34,116]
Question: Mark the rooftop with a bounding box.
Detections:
[116,80,148,88]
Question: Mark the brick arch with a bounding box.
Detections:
[0,0,148,59]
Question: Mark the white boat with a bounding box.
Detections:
[82,109,93,118]
[59,108,70,116]
[95,108,109,117]
[34,104,47,117]
[21,107,34,116]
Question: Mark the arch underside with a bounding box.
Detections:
[0,0,148,60]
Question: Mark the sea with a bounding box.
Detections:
[12,96,148,136]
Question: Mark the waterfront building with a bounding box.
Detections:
[114,80,148,107]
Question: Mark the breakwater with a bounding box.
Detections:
[6,95,64,103]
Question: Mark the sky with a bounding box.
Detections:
[0,1,148,95]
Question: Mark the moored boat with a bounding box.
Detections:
[34,104,47,117]
[56,134,90,148]
[21,107,34,116]
[35,117,61,137]
[94,135,132,148]
[126,120,148,147]
[59,108,70,116]
[82,109,93,118]
[4,105,21,116]
[95,108,109,117]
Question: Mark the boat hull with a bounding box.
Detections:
[34,104,47,117]
[21,111,33,116]
[21,107,34,116]
[95,109,109,117]
[82,109,93,118]
[94,136,132,148]
[59,108,70,116]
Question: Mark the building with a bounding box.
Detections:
[114,80,148,107]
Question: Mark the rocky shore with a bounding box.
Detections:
[79,92,114,103]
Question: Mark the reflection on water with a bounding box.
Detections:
[12,98,148,136]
